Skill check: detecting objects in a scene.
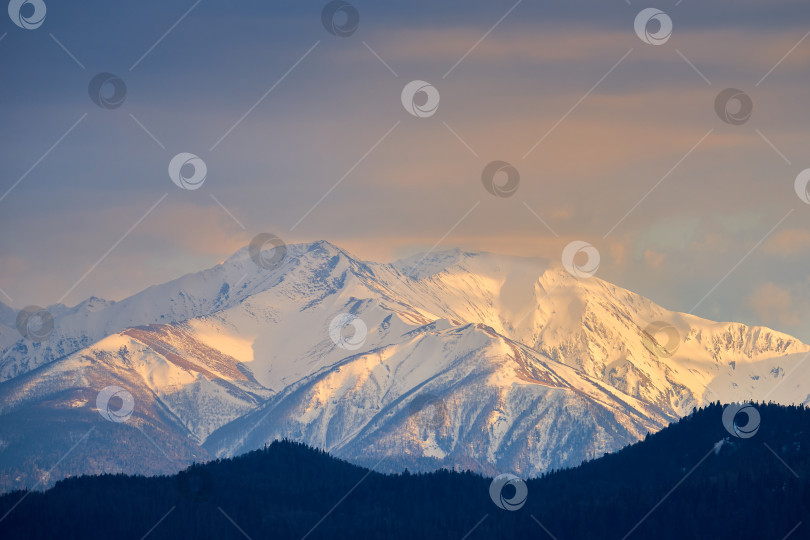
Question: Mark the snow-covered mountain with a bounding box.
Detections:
[1,240,808,492]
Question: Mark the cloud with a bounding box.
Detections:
[2,0,810,342]
[137,200,252,257]
[747,282,802,327]
[643,249,665,269]
[355,26,810,81]
[0,199,251,307]
[610,243,628,268]
[763,228,810,256]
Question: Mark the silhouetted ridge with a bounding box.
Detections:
[1,404,809,539]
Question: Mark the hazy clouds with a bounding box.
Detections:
[2,0,810,339]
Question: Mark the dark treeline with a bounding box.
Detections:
[1,402,808,539]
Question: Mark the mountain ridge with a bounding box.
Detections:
[0,239,808,492]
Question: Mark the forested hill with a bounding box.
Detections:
[1,403,808,539]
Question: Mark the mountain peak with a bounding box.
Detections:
[392,248,483,279]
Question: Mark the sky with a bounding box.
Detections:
[2,0,810,340]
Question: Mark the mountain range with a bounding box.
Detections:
[1,240,808,492]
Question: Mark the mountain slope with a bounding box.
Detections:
[204,320,668,475]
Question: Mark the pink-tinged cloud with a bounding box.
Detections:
[763,228,810,256]
[747,282,803,327]
[643,249,666,269]
[351,27,810,77]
